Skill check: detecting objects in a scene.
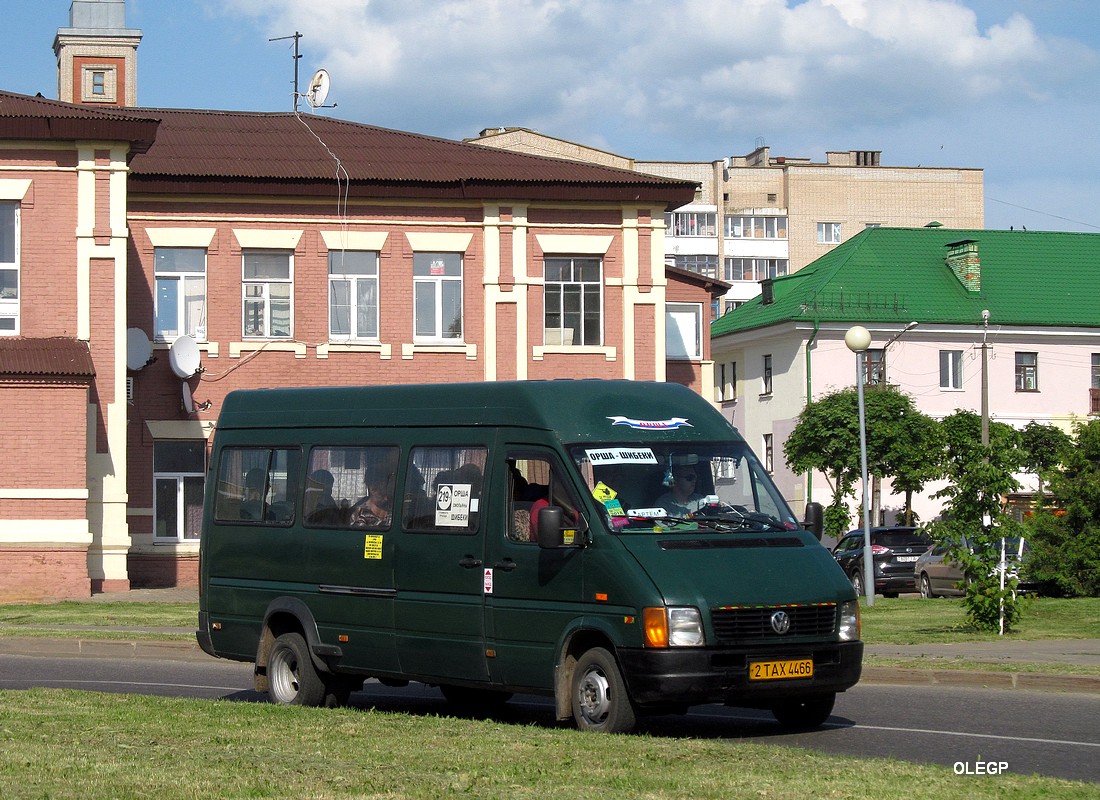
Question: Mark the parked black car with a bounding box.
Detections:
[831,527,933,597]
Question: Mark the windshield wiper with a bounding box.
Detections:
[691,507,790,533]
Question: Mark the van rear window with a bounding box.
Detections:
[213,447,301,525]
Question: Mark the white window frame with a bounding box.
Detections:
[724,257,789,282]
[817,222,842,244]
[154,247,207,342]
[242,249,293,339]
[762,354,773,395]
[328,250,380,341]
[666,302,703,360]
[544,256,603,346]
[153,440,206,542]
[665,211,717,237]
[724,215,788,239]
[0,202,19,335]
[763,433,774,474]
[673,253,720,278]
[413,251,463,342]
[940,350,963,390]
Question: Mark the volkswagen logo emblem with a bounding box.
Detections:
[770,610,791,635]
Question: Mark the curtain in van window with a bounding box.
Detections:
[303,446,399,529]
[213,447,300,524]
[402,446,487,532]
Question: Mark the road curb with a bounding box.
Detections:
[860,666,1100,693]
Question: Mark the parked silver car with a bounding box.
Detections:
[914,536,1031,598]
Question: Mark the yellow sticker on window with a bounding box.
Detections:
[363,534,383,560]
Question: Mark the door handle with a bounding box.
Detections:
[458,556,483,569]
[493,559,517,572]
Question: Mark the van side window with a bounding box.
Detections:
[402,446,487,533]
[213,447,300,525]
[507,455,578,543]
[304,446,399,529]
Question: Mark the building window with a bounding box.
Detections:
[413,252,463,341]
[153,440,206,541]
[762,354,773,395]
[329,250,379,340]
[544,256,602,345]
[673,254,719,279]
[0,202,19,334]
[723,299,741,315]
[154,247,207,342]
[242,249,292,338]
[724,258,788,282]
[862,348,885,385]
[1092,354,1100,389]
[940,350,963,390]
[1015,352,1038,392]
[91,71,106,95]
[763,433,774,473]
[724,215,788,239]
[666,303,702,360]
[717,362,737,402]
[817,222,842,244]
[81,66,116,103]
[665,211,717,237]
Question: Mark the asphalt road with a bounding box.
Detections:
[1,652,1097,784]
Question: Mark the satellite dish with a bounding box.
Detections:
[126,328,153,371]
[306,68,330,108]
[168,335,200,378]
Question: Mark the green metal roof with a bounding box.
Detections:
[711,227,1100,336]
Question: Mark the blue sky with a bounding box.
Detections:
[4,1,1099,232]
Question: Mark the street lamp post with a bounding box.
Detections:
[845,325,875,606]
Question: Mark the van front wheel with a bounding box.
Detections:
[571,647,636,733]
[268,632,326,707]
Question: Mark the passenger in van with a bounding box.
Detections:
[239,468,267,520]
[304,469,339,524]
[655,465,707,517]
[350,467,393,528]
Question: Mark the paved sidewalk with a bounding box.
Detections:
[2,587,1098,694]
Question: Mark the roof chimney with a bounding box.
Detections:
[54,0,142,107]
[945,240,981,292]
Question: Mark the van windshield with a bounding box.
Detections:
[569,442,800,533]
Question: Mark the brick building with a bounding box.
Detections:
[0,2,723,599]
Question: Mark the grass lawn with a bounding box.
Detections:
[0,688,1095,800]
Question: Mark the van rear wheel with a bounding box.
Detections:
[268,632,326,707]
[571,647,636,733]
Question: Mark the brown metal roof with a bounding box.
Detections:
[0,91,158,154]
[0,338,95,377]
[119,107,697,206]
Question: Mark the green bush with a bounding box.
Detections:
[1024,511,1100,597]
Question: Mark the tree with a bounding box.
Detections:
[785,385,941,538]
[1020,421,1072,496]
[1023,419,1100,597]
[927,410,1027,631]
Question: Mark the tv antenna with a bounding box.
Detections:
[269,31,337,112]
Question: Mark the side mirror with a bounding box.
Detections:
[536,507,564,548]
[803,501,824,540]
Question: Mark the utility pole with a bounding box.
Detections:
[981,310,990,450]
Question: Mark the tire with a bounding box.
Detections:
[571,647,637,733]
[919,573,936,599]
[850,569,865,597]
[440,685,514,713]
[771,693,836,729]
[268,632,326,707]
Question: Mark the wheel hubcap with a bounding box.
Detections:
[577,668,611,724]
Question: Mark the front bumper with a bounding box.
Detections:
[617,640,863,708]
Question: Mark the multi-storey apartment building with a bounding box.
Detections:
[471,130,985,315]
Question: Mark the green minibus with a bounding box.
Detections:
[198,379,862,733]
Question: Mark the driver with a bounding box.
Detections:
[655,464,707,517]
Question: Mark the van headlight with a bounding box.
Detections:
[643,606,705,648]
[838,599,861,642]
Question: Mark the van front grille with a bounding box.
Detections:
[711,603,837,641]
